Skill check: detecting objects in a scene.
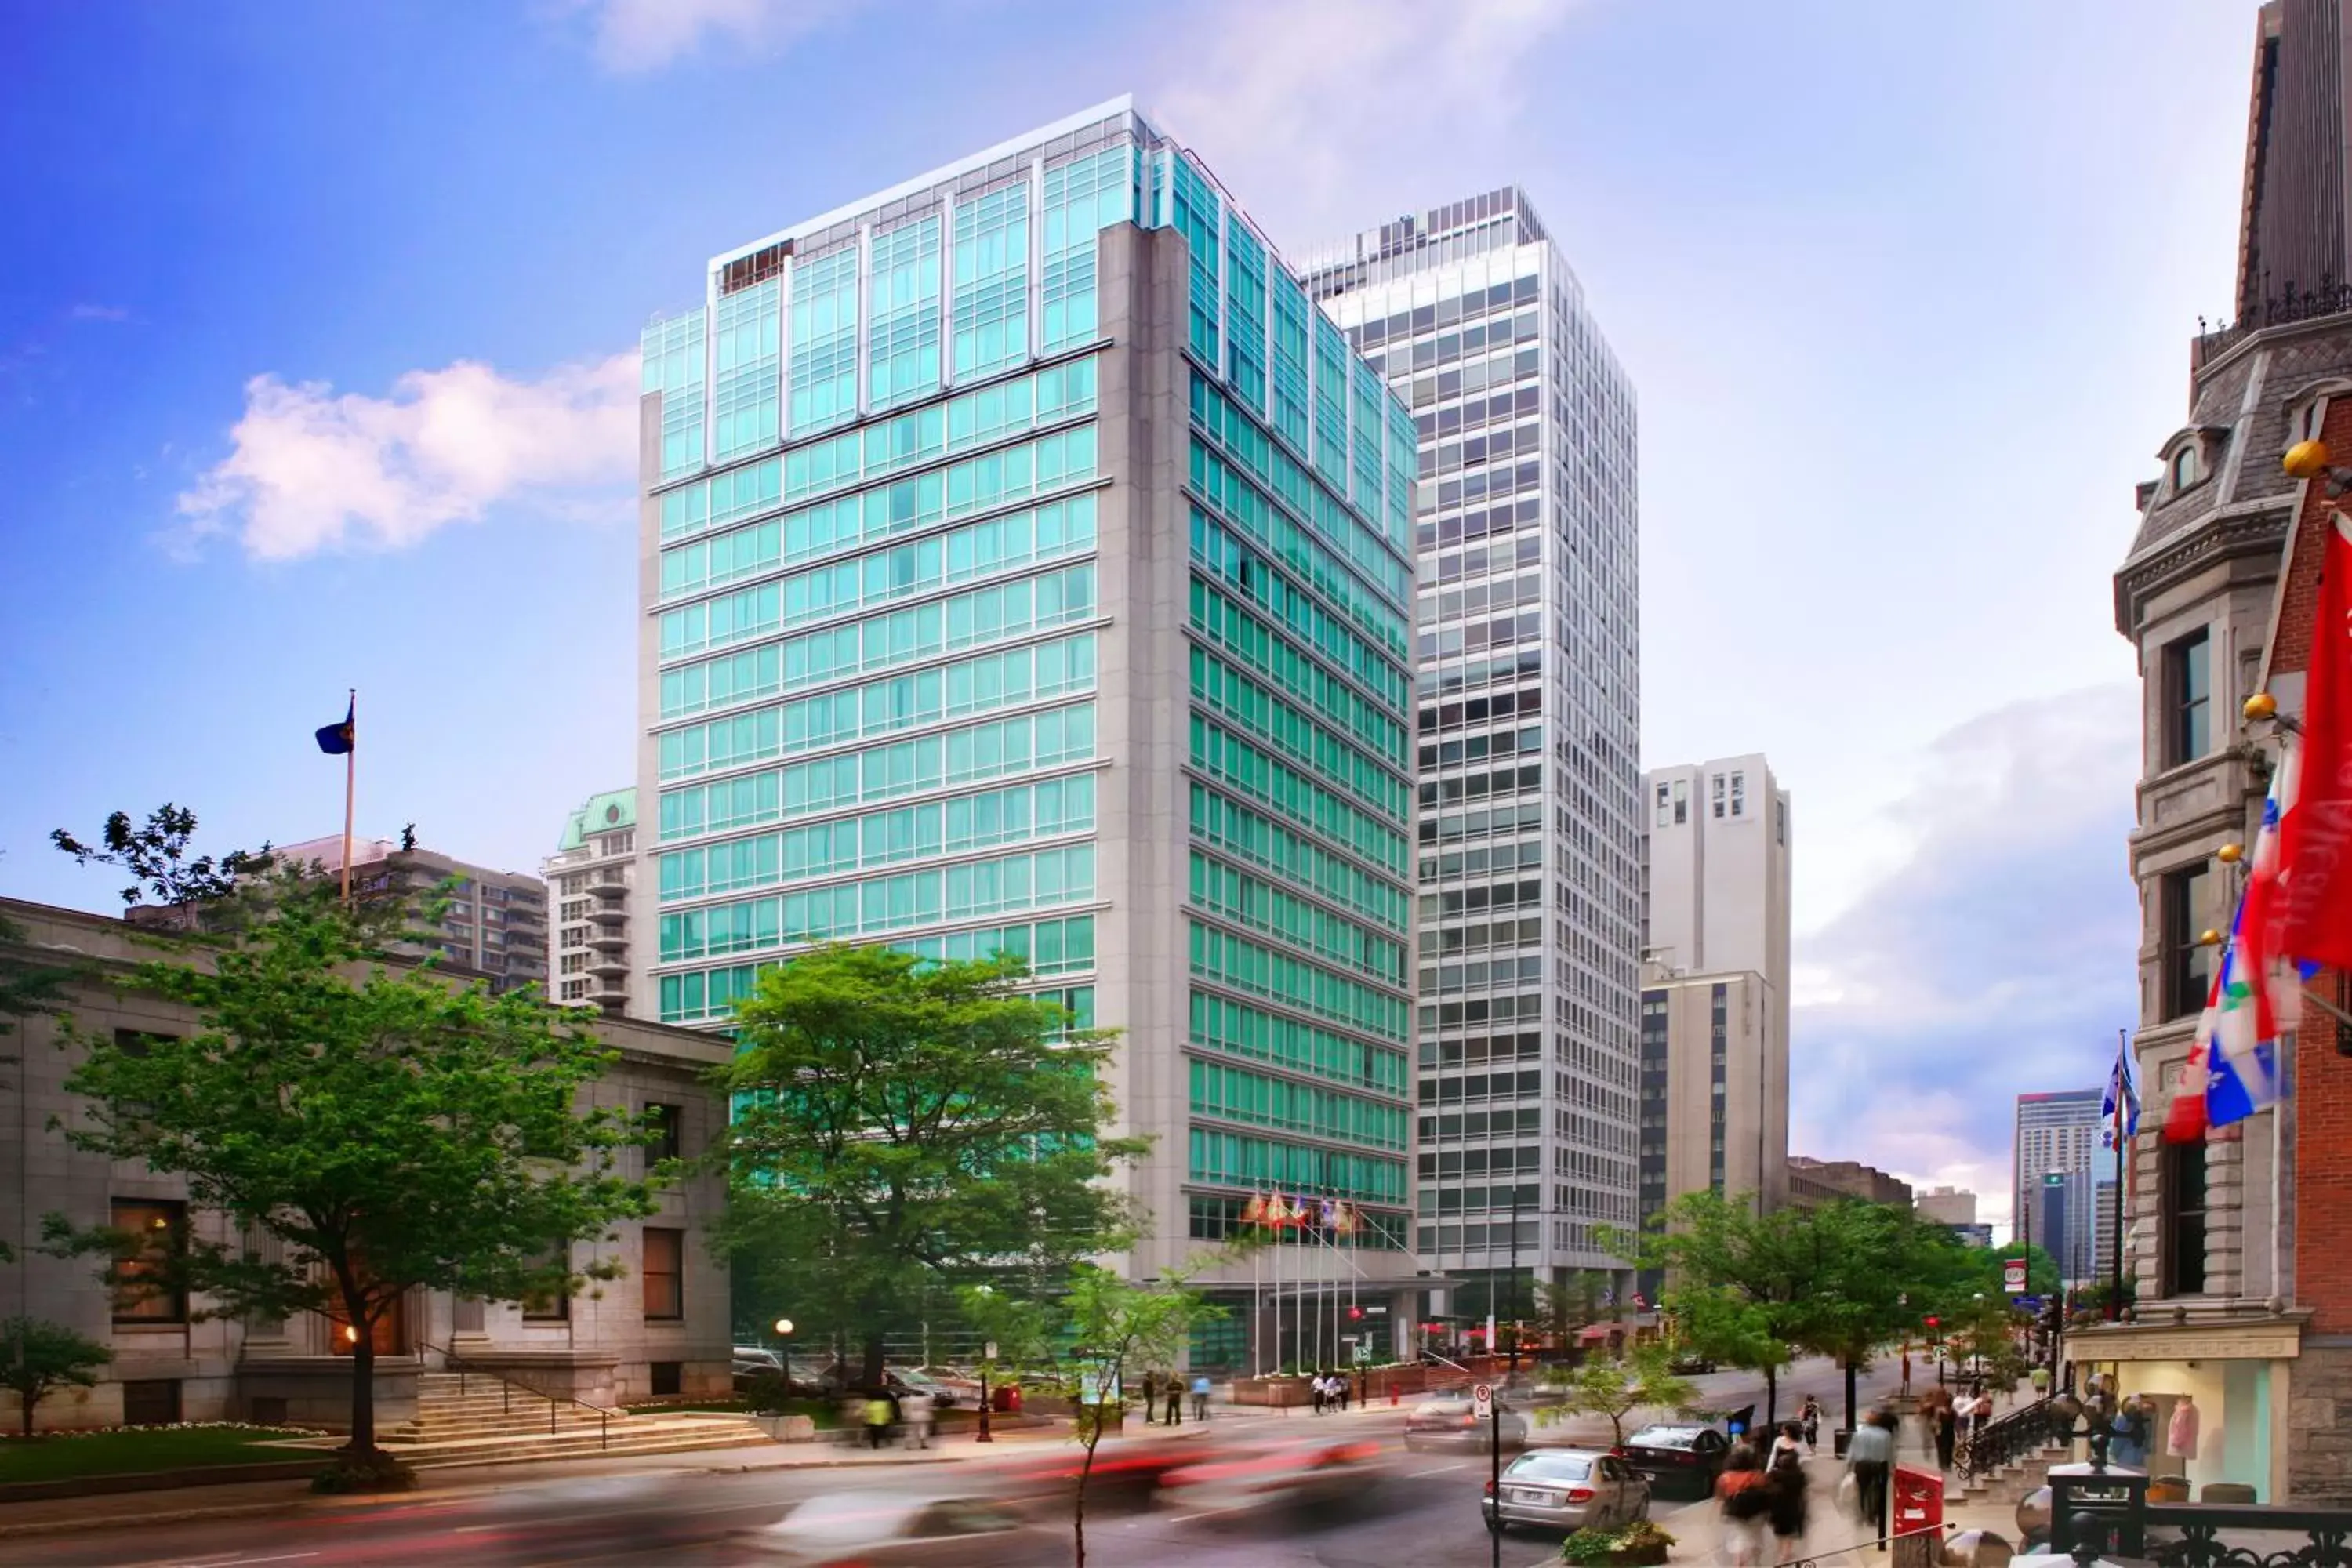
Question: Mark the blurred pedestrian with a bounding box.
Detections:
[1766,1445,1809,1566]
[902,1391,932,1449]
[1771,1421,1804,1465]
[1164,1372,1182,1425]
[1931,1391,1958,1472]
[1141,1370,1160,1425]
[1900,1349,1913,1397]
[1846,1406,1895,1544]
[1310,1372,1327,1414]
[862,1391,894,1450]
[1715,1441,1773,1568]
[1191,1372,1212,1421]
[1798,1396,1821,1455]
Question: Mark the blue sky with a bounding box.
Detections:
[0,1,2262,1224]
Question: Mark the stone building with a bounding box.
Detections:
[0,896,732,1433]
[2087,0,2352,1504]
[1784,1156,1911,1209]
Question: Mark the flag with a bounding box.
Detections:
[1319,1198,1341,1232]
[2100,1035,2139,1150]
[1240,1194,1267,1226]
[2210,760,2307,1128]
[2163,958,2223,1144]
[314,699,355,756]
[1262,1195,1293,1228]
[2278,508,2352,969]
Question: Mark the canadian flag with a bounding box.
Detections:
[2276,509,2352,970]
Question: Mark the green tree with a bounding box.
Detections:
[47,868,657,1488]
[51,804,271,924]
[1532,1270,1610,1346]
[0,1318,112,1436]
[1538,1341,1698,1447]
[1961,1241,2060,1299]
[1051,1262,1215,1568]
[717,945,1146,1387]
[1671,1283,1793,1421]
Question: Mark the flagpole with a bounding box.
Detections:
[341,688,356,906]
[2111,1028,2126,1321]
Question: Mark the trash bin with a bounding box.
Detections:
[993,1382,1022,1414]
[1834,1427,1853,1458]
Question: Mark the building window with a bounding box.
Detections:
[2162,629,2210,766]
[642,1228,684,1322]
[649,1360,683,1397]
[2161,1139,2208,1295]
[2161,866,2212,1019]
[645,1102,684,1163]
[1730,772,1746,817]
[521,1246,572,1321]
[1653,783,1669,826]
[2171,444,2199,492]
[1711,774,1725,818]
[120,1379,183,1426]
[110,1200,187,1323]
[1671,780,1687,825]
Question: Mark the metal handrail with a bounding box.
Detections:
[412,1336,620,1450]
[1953,1394,2059,1484]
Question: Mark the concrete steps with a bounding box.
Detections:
[379,1369,771,1468]
[1958,1443,2071,1507]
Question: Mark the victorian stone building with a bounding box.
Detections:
[2093,0,2352,1504]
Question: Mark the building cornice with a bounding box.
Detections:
[2114,508,2291,638]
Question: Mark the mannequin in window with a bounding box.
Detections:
[2166,1392,2200,1461]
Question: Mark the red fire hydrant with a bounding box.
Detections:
[1389,1385,1400,1406]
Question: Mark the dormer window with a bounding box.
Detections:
[2172,445,2200,492]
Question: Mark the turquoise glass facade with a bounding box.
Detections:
[640,102,1419,1261]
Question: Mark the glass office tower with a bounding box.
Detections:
[635,99,1424,1370]
[1306,191,1641,1314]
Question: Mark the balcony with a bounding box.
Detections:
[589,880,627,902]
[588,903,626,927]
[2194,275,2352,368]
[589,930,628,953]
[589,953,629,979]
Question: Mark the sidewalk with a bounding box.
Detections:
[1660,1454,2021,1564]
[0,1425,1083,1542]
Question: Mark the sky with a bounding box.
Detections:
[0,0,2265,1231]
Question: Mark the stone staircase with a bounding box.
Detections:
[1955,1439,2073,1508]
[379,1370,774,1468]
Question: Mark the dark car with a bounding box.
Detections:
[1614,1422,1730,1499]
[1666,1352,1716,1375]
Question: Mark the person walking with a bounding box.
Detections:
[1770,1421,1805,1467]
[1766,1445,1809,1566]
[1931,1391,1958,1472]
[1140,1370,1160,1425]
[1798,1396,1821,1456]
[862,1391,895,1450]
[1191,1372,1212,1421]
[902,1390,933,1450]
[1900,1348,1913,1397]
[1309,1371,1327,1415]
[1163,1372,1182,1425]
[1846,1406,1896,1545]
[1715,1442,1773,1568]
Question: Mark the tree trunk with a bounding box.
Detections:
[1842,1355,1858,1439]
[861,1329,887,1390]
[1764,1364,1777,1428]
[1073,1407,1100,1568]
[350,1329,376,1456]
[20,1390,34,1438]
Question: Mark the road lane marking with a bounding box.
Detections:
[1404,1461,1468,1477]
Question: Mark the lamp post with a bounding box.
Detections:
[971,1285,995,1443]
[773,1317,795,1402]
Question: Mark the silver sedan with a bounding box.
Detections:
[1480,1447,1652,1534]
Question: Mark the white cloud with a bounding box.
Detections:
[174,354,640,561]
[575,0,858,72]
[1788,685,2140,1212]
[68,303,132,323]
[1152,0,1583,239]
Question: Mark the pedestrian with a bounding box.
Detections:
[1164,1372,1182,1425]
[1191,1372,1212,1421]
[1845,1406,1895,1544]
[1900,1348,1913,1397]
[1933,1392,1958,1472]
[902,1390,933,1450]
[1766,1444,1809,1566]
[1715,1441,1773,1568]
[1335,1370,1349,1412]
[1141,1370,1160,1425]
[2031,1363,2051,1399]
[1799,1396,1821,1456]
[1771,1421,1805,1467]
[1309,1371,1326,1415]
[862,1390,894,1450]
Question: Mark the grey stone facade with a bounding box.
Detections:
[0,898,732,1432]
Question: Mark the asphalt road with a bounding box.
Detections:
[9,1356,1906,1568]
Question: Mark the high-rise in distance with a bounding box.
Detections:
[633,98,1426,1370]
[1305,190,1642,1309]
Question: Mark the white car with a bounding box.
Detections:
[1403,1395,1530,1452]
[1482,1447,1652,1534]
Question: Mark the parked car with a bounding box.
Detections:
[1403,1395,1529,1452]
[1613,1422,1730,1499]
[734,1491,1056,1563]
[1481,1447,1652,1535]
[1666,1351,1716,1375]
[891,1367,964,1409]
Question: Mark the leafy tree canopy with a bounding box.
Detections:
[1540,1341,1699,1447]
[1,1318,112,1437]
[717,944,1147,1385]
[47,866,657,1477]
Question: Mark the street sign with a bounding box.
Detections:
[2003,1258,2029,1295]
[1353,1341,1372,1364]
[2013,1296,2043,1313]
[1472,1382,1494,1417]
[983,1341,997,1361]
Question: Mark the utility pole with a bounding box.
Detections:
[1507,1185,1523,1379]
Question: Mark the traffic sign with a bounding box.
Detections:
[2003,1258,2029,1295]
[1472,1382,1494,1417]
[2013,1295,2043,1312]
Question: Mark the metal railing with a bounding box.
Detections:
[2143,1501,2352,1567]
[412,1337,620,1450]
[1953,1394,2060,1484]
[2195,276,2352,366]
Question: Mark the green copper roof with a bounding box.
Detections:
[557,787,637,851]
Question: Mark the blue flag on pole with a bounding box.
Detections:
[314,699,355,756]
[2100,1035,2138,1150]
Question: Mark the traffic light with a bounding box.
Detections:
[1923,1316,1939,1330]
[1347,1305,1364,1322]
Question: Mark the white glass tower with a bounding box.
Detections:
[1307,191,1641,1308]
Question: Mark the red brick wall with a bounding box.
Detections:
[2280,400,2352,1332]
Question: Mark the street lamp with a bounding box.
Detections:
[971,1286,995,1443]
[773,1318,795,1401]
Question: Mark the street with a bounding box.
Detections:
[3,1357,1907,1567]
